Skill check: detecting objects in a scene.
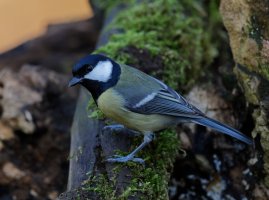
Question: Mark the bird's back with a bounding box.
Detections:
[114,64,163,102]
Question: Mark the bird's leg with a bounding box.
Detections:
[107,132,155,164]
[102,124,140,136]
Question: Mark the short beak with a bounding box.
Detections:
[68,77,81,87]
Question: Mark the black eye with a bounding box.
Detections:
[86,65,93,73]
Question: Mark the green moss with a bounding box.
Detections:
[82,174,117,200]
[120,129,180,199]
[87,98,105,120]
[82,129,181,199]
[96,0,218,90]
[259,63,269,80]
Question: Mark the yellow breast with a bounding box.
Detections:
[97,89,175,133]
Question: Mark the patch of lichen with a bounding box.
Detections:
[252,108,269,187]
[233,65,260,105]
[241,14,269,80]
[248,15,263,50]
[235,64,269,187]
[96,0,219,90]
[245,1,269,80]
[248,0,269,41]
[82,129,180,199]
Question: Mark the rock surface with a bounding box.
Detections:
[220,0,269,194]
[0,65,68,135]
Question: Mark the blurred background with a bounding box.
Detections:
[0,1,98,199]
[0,0,92,52]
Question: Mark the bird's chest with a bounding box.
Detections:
[96,88,176,132]
[97,89,128,122]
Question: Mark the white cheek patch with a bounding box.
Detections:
[84,60,113,82]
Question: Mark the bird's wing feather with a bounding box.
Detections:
[126,88,203,118]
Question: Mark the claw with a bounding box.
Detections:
[102,125,125,133]
[107,155,145,164]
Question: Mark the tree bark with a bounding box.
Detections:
[220,0,269,197]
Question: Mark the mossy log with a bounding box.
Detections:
[59,0,220,199]
[220,0,269,192]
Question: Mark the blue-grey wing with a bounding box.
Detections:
[126,81,203,118]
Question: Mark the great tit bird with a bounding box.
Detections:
[69,54,253,163]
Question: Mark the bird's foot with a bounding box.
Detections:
[105,132,154,164]
[102,124,125,133]
[107,154,145,164]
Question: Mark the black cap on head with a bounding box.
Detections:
[72,54,111,77]
[69,54,121,100]
[69,54,113,87]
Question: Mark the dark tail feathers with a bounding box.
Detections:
[192,117,253,145]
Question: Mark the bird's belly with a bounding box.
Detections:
[97,89,176,132]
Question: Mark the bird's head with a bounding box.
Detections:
[69,54,121,99]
